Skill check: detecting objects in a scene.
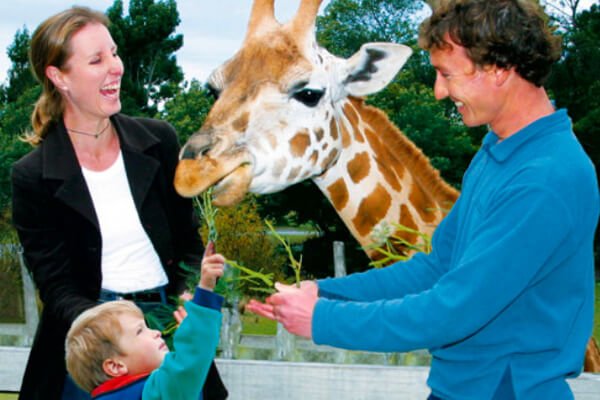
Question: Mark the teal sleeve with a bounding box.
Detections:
[313,185,573,351]
[142,296,221,400]
[317,198,460,302]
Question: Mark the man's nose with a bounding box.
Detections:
[433,78,449,100]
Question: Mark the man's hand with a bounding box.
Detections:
[246,281,319,339]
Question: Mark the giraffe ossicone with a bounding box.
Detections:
[174,0,459,258]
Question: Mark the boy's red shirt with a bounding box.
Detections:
[92,373,150,398]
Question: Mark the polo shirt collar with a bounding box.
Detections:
[482,109,571,163]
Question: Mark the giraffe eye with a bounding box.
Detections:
[292,88,325,107]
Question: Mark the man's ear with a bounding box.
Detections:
[45,65,67,91]
[493,66,511,87]
[102,358,128,378]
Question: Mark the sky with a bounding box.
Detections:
[0,0,332,85]
[0,0,596,86]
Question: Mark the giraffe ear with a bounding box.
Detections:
[341,43,412,97]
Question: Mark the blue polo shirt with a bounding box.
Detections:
[313,109,599,399]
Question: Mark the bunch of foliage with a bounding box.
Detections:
[366,222,432,268]
[195,194,288,297]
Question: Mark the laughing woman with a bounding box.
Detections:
[11,7,227,400]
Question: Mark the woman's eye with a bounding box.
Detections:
[292,88,325,107]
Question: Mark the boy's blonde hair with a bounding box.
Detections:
[65,300,144,393]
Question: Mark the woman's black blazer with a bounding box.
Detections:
[11,114,226,400]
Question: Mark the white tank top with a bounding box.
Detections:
[81,151,169,293]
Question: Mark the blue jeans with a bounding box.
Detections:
[61,374,91,400]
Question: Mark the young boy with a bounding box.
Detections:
[65,243,225,400]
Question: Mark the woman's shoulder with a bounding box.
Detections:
[112,114,178,149]
[12,145,43,182]
[113,114,175,136]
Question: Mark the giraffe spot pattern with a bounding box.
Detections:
[314,127,325,142]
[289,129,311,157]
[327,178,349,211]
[232,112,249,132]
[398,204,419,243]
[321,148,339,171]
[352,183,392,237]
[288,166,302,181]
[364,127,403,192]
[343,103,364,143]
[347,152,370,184]
[266,133,278,149]
[273,157,287,178]
[409,181,438,223]
[329,119,339,141]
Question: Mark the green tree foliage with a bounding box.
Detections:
[107,0,184,116]
[549,4,600,273]
[157,79,215,144]
[0,28,38,104]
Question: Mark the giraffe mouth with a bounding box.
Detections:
[174,159,254,206]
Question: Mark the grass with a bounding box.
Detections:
[0,393,17,400]
[241,313,277,336]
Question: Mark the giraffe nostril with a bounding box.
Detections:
[180,145,197,160]
[180,142,212,160]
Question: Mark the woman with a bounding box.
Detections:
[11,7,227,400]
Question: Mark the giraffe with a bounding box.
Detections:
[173,0,600,372]
[174,0,458,259]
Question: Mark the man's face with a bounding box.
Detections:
[429,37,503,129]
[116,313,169,375]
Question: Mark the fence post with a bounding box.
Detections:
[333,241,346,278]
[18,248,38,346]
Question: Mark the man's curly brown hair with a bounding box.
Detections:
[418,0,562,87]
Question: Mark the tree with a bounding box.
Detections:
[549,4,600,274]
[0,28,38,105]
[107,0,184,116]
[157,79,215,143]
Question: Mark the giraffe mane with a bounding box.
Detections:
[348,96,460,206]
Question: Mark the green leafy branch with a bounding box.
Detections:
[193,191,276,295]
[264,220,302,288]
[366,222,432,269]
[194,187,218,243]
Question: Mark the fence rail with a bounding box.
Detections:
[1,347,599,399]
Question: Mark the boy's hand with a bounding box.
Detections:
[173,305,188,324]
[199,241,225,291]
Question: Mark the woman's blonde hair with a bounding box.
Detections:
[25,6,109,145]
[65,300,143,393]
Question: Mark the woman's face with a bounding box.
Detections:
[57,22,123,121]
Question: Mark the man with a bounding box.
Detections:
[247,1,599,399]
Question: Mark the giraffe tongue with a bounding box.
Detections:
[212,164,253,206]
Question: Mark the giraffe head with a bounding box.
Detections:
[174,0,412,205]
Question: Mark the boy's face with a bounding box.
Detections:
[116,313,169,375]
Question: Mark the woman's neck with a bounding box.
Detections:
[64,115,121,171]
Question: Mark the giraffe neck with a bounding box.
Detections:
[313,96,459,258]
